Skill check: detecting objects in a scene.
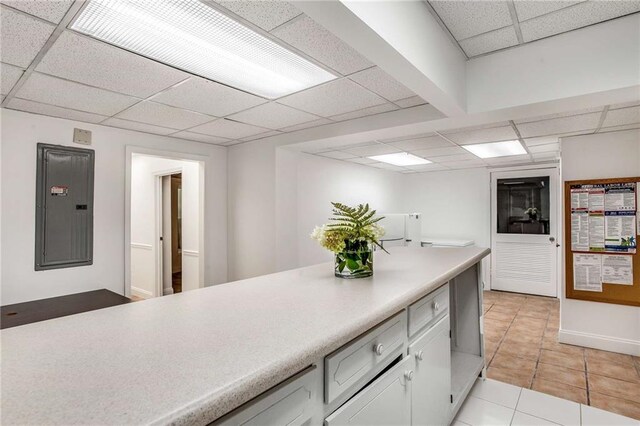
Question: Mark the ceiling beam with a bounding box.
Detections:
[292,0,467,117]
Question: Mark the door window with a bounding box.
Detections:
[496,176,550,235]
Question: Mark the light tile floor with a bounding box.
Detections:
[483,290,640,420]
[455,378,639,426]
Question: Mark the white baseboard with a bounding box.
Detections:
[163,287,174,296]
[559,329,640,356]
[131,286,153,299]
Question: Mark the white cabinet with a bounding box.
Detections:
[409,315,451,426]
[325,356,412,426]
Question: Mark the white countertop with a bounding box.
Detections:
[1,246,489,425]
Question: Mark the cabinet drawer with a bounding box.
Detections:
[325,311,406,405]
[408,283,449,339]
[215,367,318,426]
[324,356,412,426]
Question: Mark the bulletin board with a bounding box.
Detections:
[564,176,640,307]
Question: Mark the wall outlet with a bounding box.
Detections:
[73,128,92,145]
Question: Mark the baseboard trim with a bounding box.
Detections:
[131,286,153,299]
[131,242,152,250]
[558,329,640,356]
[163,287,174,296]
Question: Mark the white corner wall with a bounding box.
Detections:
[0,109,227,305]
[560,129,640,355]
[130,155,201,298]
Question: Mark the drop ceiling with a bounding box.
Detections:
[0,1,429,146]
[304,102,640,174]
[428,0,640,57]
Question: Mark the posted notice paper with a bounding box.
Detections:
[573,253,602,292]
[601,254,633,285]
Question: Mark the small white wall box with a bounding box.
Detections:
[73,128,92,145]
[378,213,423,248]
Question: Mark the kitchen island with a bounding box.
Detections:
[1,246,489,425]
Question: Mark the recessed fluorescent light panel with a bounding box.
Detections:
[70,0,336,99]
[462,140,527,158]
[369,152,432,166]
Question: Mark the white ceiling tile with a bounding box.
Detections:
[36,31,190,98]
[411,146,467,158]
[317,151,357,160]
[532,152,560,161]
[598,123,640,133]
[151,77,266,117]
[16,72,138,115]
[524,136,560,146]
[228,102,318,129]
[443,125,518,145]
[214,1,301,31]
[278,79,386,116]
[369,162,406,172]
[6,98,107,123]
[431,153,479,163]
[406,163,448,172]
[2,0,73,23]
[513,1,584,21]
[429,1,513,40]
[348,67,416,101]
[271,15,372,75]
[380,132,436,143]
[485,154,533,164]
[171,131,231,145]
[459,26,519,57]
[520,1,640,42]
[346,144,401,157]
[115,101,214,130]
[609,100,640,109]
[189,118,269,139]
[0,7,55,67]
[394,96,428,108]
[517,112,601,137]
[101,117,177,136]
[1,62,23,95]
[442,160,486,170]
[602,105,640,127]
[279,117,332,132]
[240,130,282,142]
[528,143,559,153]
[390,136,452,151]
[329,103,398,122]
[345,157,378,165]
[514,106,603,124]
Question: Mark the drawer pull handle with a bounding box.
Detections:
[415,350,424,362]
[373,343,385,356]
[433,301,440,312]
[404,370,414,381]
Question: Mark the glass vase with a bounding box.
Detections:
[335,243,373,279]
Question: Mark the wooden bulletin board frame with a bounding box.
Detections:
[565,176,640,307]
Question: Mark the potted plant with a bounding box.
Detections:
[311,202,387,278]
[524,207,538,221]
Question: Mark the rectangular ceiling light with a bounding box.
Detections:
[462,140,527,158]
[70,0,337,99]
[369,152,432,166]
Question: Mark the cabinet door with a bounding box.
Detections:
[409,315,451,426]
[325,356,412,426]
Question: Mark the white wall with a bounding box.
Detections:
[130,155,201,298]
[560,129,640,355]
[0,109,227,305]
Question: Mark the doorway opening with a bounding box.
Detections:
[490,167,559,297]
[128,153,204,299]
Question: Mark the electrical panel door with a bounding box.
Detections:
[35,143,95,270]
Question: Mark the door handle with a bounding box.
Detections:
[549,237,555,242]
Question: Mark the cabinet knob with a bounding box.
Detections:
[415,350,424,361]
[404,370,414,381]
[373,343,385,356]
[433,301,440,312]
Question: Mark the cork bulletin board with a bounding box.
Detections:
[565,176,640,307]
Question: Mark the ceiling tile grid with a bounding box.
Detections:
[442,125,518,145]
[515,112,602,138]
[458,26,519,57]
[429,1,513,40]
[348,67,416,102]
[328,103,399,122]
[388,135,453,151]
[171,131,231,145]
[101,117,177,136]
[1,0,73,24]
[188,118,270,139]
[1,62,24,95]
[227,102,319,130]
[513,1,584,22]
[36,31,191,99]
[393,96,428,108]
[214,0,301,31]
[0,6,56,68]
[114,101,215,130]
[6,97,108,123]
[240,130,282,142]
[270,15,373,75]
[15,72,139,116]
[279,118,333,133]
[601,105,640,128]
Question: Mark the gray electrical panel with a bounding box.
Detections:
[35,143,95,270]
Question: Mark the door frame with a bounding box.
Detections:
[489,164,561,297]
[155,169,181,298]
[125,146,207,298]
